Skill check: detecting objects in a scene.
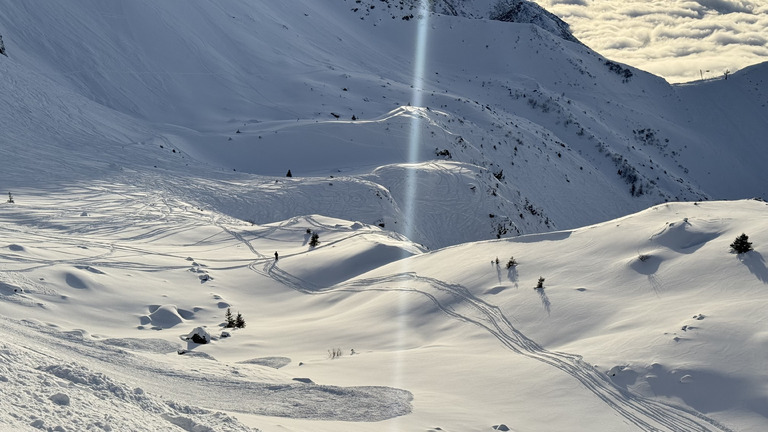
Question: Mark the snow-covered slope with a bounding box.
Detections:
[1,2,767,430]
[1,0,767,249]
[1,187,766,431]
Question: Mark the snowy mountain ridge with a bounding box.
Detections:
[374,0,579,43]
[440,0,579,43]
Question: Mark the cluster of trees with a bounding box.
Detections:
[224,308,246,328]
[305,228,319,247]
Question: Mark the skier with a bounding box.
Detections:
[274,251,279,261]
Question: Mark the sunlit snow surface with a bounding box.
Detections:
[2,186,767,431]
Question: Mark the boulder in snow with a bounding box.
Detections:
[49,392,70,406]
[187,327,211,344]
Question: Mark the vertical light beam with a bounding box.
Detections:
[403,0,430,241]
[391,3,431,431]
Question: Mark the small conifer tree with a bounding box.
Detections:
[535,276,545,289]
[286,169,292,177]
[309,232,319,247]
[225,308,235,328]
[0,35,6,57]
[7,192,14,203]
[506,256,517,269]
[730,233,753,254]
[235,312,246,328]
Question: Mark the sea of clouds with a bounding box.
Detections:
[533,0,768,83]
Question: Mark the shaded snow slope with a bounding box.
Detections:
[0,1,767,249]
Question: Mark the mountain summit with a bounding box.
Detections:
[430,0,580,43]
[487,0,579,43]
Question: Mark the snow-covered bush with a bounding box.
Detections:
[506,256,517,269]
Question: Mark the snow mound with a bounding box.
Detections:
[186,327,211,345]
[649,218,721,253]
[144,305,185,329]
[238,357,292,369]
[64,272,89,289]
[0,281,22,296]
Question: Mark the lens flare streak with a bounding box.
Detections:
[391,3,431,430]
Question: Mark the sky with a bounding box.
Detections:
[533,0,768,83]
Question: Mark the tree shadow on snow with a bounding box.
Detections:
[739,251,768,284]
[536,287,550,315]
[507,266,518,285]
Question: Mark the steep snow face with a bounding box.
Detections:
[673,61,768,198]
[0,0,766,251]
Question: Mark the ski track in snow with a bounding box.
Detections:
[0,188,414,427]
[239,241,733,432]
[0,177,760,430]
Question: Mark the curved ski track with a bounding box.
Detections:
[237,236,732,432]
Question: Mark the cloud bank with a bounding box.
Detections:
[533,0,768,83]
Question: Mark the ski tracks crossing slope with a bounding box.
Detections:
[234,234,733,432]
